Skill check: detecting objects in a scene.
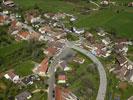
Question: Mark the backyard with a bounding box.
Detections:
[106,73,133,100]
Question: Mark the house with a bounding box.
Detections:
[128,96,133,100]
[0,15,8,25]
[97,29,107,36]
[3,0,15,7]
[102,37,111,45]
[114,43,128,53]
[30,32,40,40]
[0,15,5,25]
[95,48,107,57]
[116,54,128,67]
[84,32,93,38]
[58,74,67,84]
[38,26,52,34]
[54,30,67,39]
[43,47,57,56]
[128,2,133,7]
[30,16,41,24]
[70,17,77,22]
[73,56,85,64]
[53,21,64,28]
[18,31,30,40]
[10,20,22,32]
[33,58,49,76]
[21,77,33,85]
[116,66,128,80]
[59,61,71,71]
[100,0,109,6]
[115,38,128,45]
[40,26,66,40]
[72,27,85,34]
[125,69,133,82]
[21,75,40,85]
[55,86,78,100]
[3,10,9,15]
[52,13,66,20]
[126,63,133,70]
[44,13,55,19]
[84,32,95,44]
[39,35,54,41]
[91,43,109,57]
[14,35,22,41]
[15,91,31,100]
[52,32,66,40]
[47,41,65,50]
[4,71,20,83]
[24,10,39,23]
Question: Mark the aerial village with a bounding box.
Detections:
[0,0,133,100]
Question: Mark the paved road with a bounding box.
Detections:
[66,41,107,100]
[47,47,69,100]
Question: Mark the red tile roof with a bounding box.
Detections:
[47,47,57,55]
[95,43,105,49]
[38,58,49,73]
[0,16,5,23]
[7,71,16,80]
[96,49,106,56]
[11,20,17,27]
[55,86,71,100]
[19,31,29,38]
[55,86,62,100]
[58,75,66,81]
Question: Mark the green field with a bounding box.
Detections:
[14,0,76,13]
[0,40,45,72]
[67,53,99,100]
[15,60,34,76]
[0,41,26,57]
[75,8,133,38]
[106,73,133,100]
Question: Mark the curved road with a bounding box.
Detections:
[66,41,107,100]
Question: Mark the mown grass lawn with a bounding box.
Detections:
[15,60,34,76]
[30,92,47,100]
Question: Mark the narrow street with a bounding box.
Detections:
[47,47,68,100]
